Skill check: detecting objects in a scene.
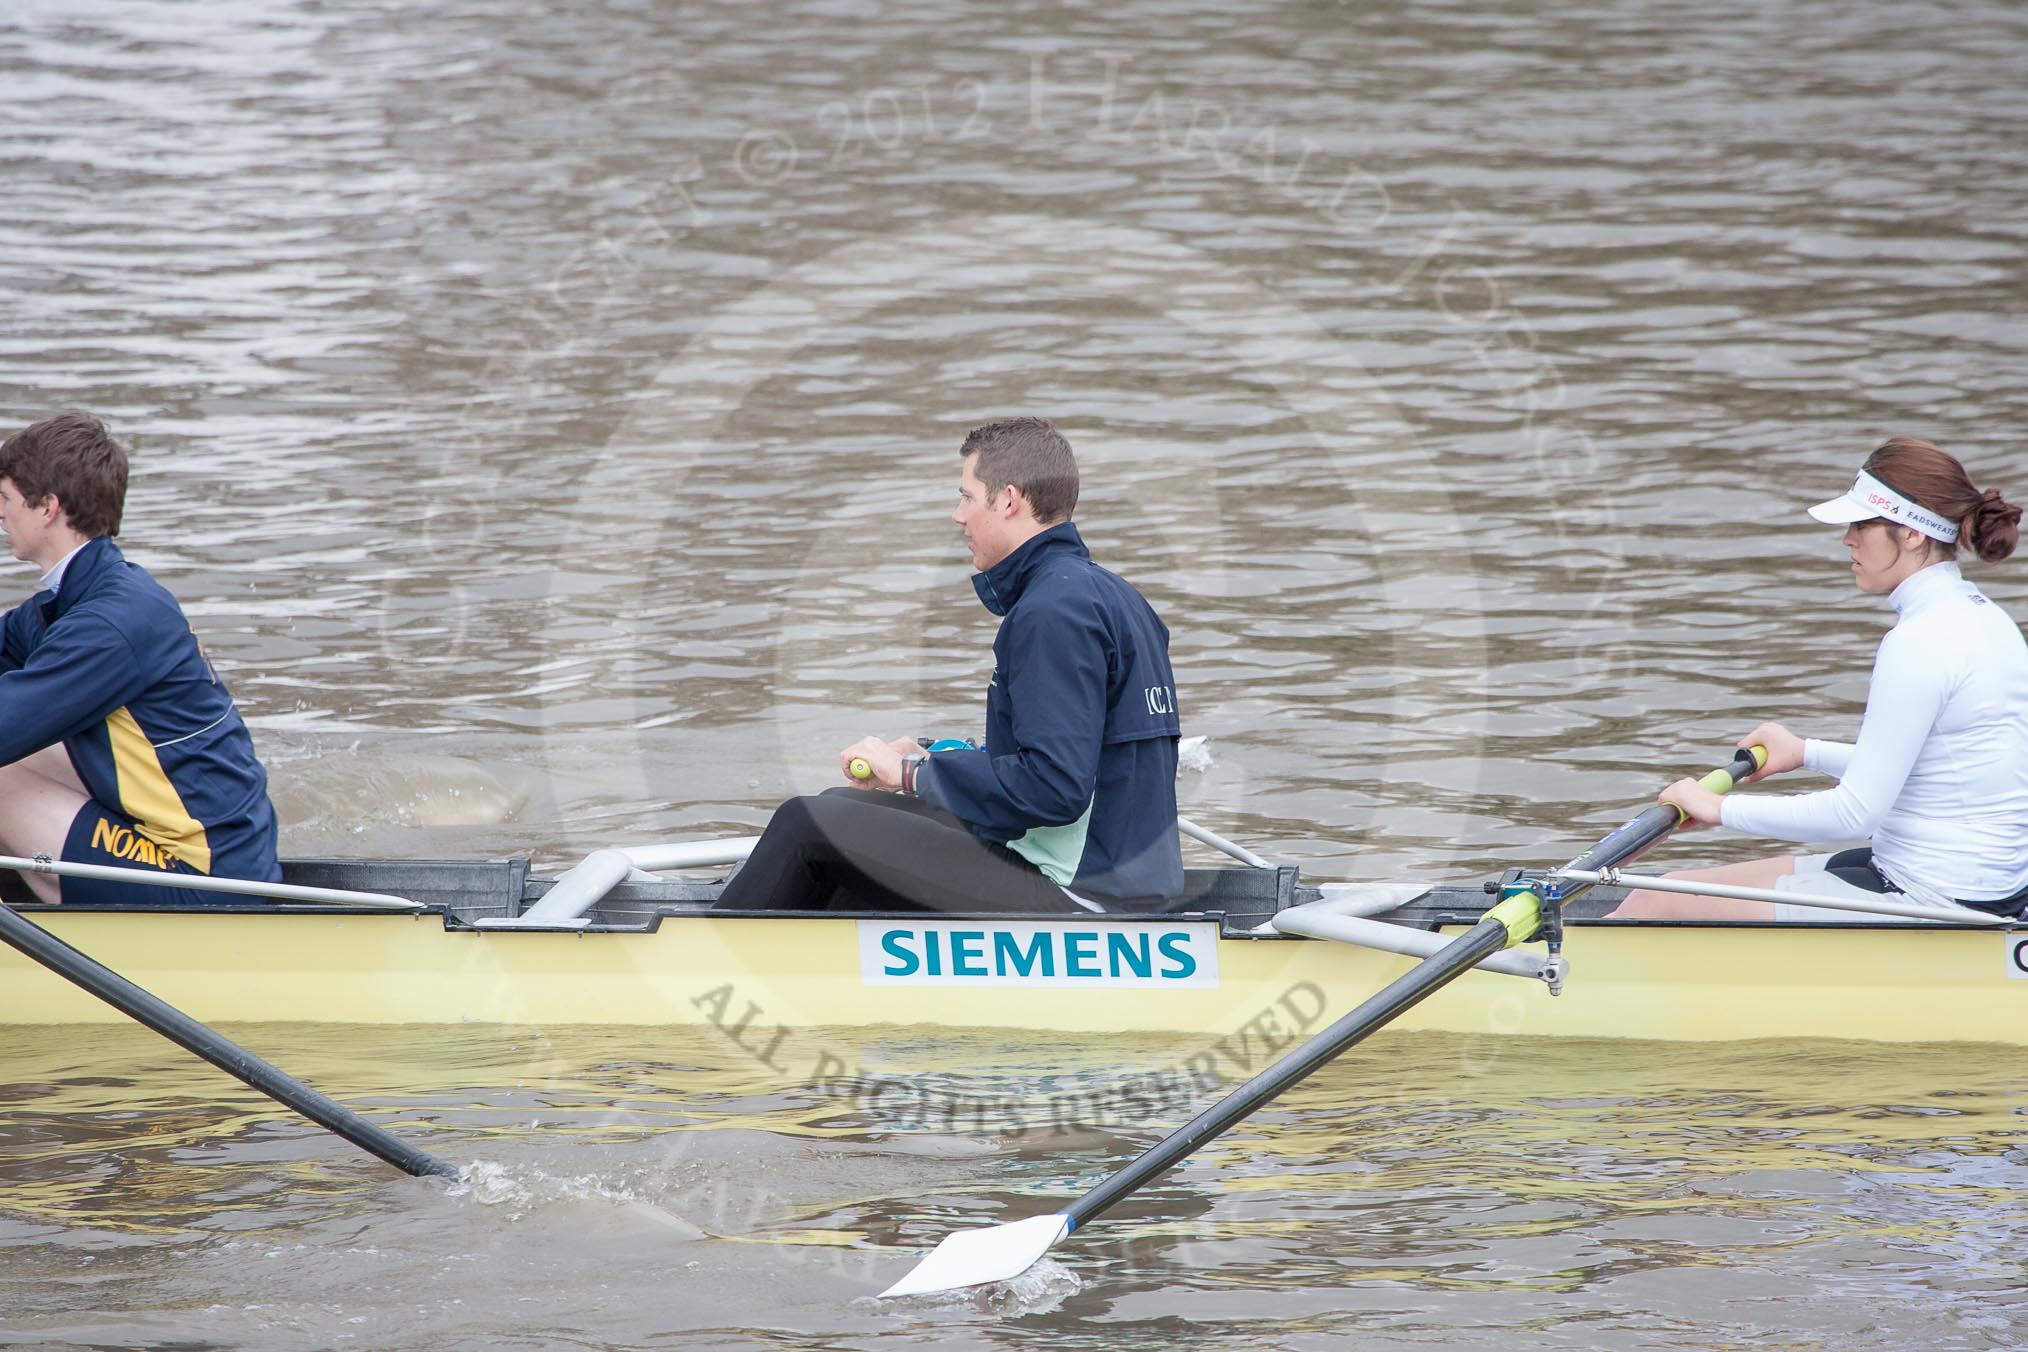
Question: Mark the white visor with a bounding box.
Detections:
[1807,469,1959,544]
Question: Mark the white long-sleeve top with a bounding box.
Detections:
[1720,562,2028,902]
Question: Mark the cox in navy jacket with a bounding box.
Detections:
[0,537,280,881]
[917,521,1183,907]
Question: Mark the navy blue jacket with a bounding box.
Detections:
[0,538,280,880]
[918,522,1182,906]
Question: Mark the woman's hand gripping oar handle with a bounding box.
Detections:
[1676,743,1769,822]
[1493,744,1772,995]
[1559,745,1768,877]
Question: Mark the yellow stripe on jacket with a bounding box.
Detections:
[104,706,213,874]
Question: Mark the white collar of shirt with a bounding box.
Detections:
[1889,560,1966,618]
[38,540,92,597]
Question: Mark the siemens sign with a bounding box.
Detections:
[857,920,1220,989]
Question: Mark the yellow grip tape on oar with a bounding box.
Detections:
[1482,889,1543,949]
[1671,744,1769,824]
[1699,744,1768,795]
[1671,745,1768,831]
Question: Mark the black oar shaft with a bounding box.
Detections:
[0,903,457,1179]
[1065,915,1513,1230]
[1561,802,1680,875]
[1550,747,1762,899]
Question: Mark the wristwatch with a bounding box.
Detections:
[900,754,928,796]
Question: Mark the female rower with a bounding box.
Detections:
[1614,437,2028,921]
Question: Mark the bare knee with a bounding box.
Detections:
[0,759,89,901]
[12,743,81,789]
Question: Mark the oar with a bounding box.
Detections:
[877,747,1765,1298]
[1551,745,1767,887]
[877,894,1539,1297]
[0,901,458,1179]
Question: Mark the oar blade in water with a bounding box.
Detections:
[879,1213,1070,1298]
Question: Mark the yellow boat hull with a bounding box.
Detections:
[4,910,2023,1045]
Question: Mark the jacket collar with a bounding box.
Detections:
[43,536,121,623]
[38,539,92,597]
[971,521,1087,617]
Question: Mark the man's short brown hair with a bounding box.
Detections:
[0,412,128,538]
[959,416,1079,524]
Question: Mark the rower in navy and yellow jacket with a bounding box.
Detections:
[0,413,280,904]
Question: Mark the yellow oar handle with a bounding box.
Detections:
[848,757,873,781]
[1675,743,1769,822]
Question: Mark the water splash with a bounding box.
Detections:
[848,1257,1081,1317]
[982,1257,1082,1315]
[447,1158,706,1237]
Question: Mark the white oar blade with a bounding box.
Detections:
[878,1213,1070,1299]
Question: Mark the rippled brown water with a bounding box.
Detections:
[2,1025,2026,1350]
[4,0,2028,1346]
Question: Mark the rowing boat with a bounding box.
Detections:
[2,854,2021,1043]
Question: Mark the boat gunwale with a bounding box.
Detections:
[7,861,2017,934]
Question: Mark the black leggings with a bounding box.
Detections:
[713,789,1086,914]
